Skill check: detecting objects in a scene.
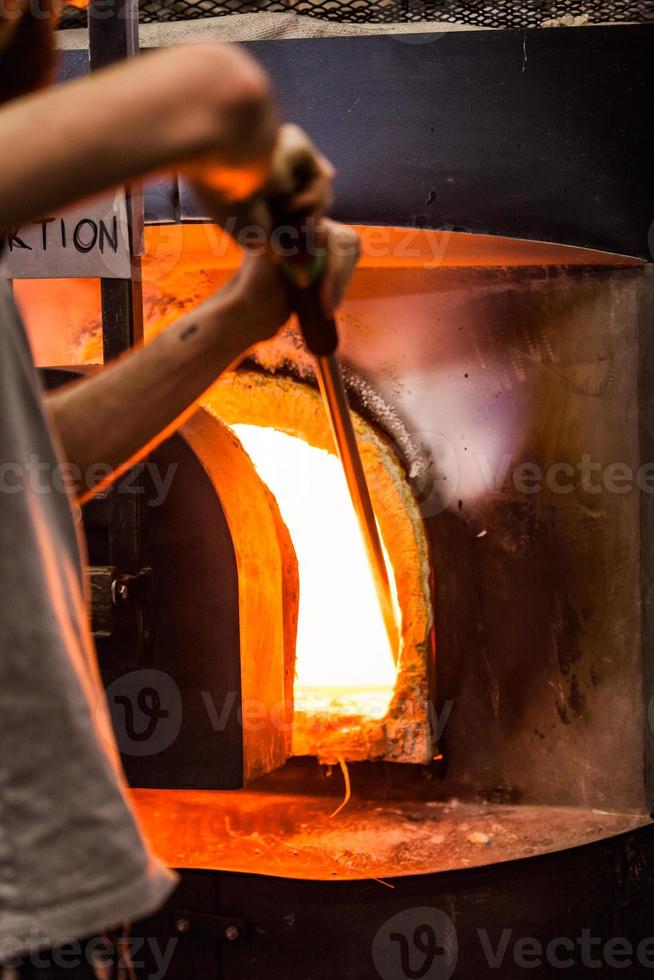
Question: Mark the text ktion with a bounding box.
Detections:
[1,215,121,255]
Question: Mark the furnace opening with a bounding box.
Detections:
[232,424,399,726]
[203,369,435,765]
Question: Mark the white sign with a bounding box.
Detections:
[1,190,132,280]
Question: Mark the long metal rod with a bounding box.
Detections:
[316,354,399,664]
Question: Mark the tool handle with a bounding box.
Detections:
[286,279,339,357]
[270,198,339,356]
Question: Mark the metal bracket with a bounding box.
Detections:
[87,565,152,639]
[174,910,246,944]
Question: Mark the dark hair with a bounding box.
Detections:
[0,3,57,105]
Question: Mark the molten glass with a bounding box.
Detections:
[233,425,399,726]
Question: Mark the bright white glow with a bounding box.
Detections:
[233,424,398,717]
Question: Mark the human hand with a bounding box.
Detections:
[192,123,335,240]
[222,217,360,347]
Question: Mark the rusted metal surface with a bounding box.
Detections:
[132,788,650,880]
[251,263,652,814]
[36,247,654,814]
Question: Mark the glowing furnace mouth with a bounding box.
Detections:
[202,369,435,765]
[232,424,400,723]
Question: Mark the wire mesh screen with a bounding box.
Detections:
[60,0,654,29]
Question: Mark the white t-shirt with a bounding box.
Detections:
[0,276,176,961]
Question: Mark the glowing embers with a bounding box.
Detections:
[233,425,398,726]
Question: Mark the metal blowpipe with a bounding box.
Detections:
[282,258,399,665]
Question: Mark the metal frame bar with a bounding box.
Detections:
[85,0,148,671]
[88,0,144,362]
